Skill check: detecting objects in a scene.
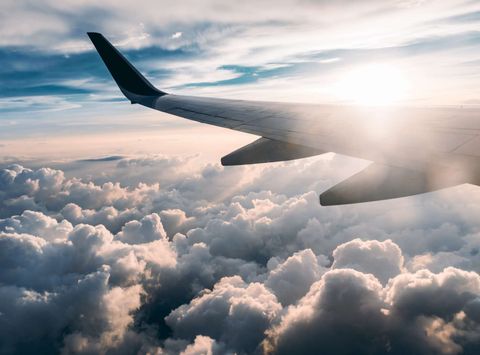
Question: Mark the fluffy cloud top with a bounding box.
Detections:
[265,266,480,355]
[1,156,480,354]
[332,238,404,284]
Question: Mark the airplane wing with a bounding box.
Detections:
[87,32,480,205]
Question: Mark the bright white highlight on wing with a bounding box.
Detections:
[337,64,408,106]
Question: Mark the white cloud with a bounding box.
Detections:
[265,266,480,354]
[332,238,404,284]
[166,275,281,353]
[116,213,167,244]
[2,0,480,106]
[1,157,480,354]
[266,249,326,305]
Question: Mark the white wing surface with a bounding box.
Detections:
[88,32,480,205]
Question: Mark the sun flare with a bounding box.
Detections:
[337,64,408,106]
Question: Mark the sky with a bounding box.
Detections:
[2,0,480,157]
[2,1,480,354]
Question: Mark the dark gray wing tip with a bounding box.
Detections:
[87,32,166,97]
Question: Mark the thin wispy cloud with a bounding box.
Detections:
[1,0,480,122]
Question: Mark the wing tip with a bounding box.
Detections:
[86,32,103,41]
[87,31,166,98]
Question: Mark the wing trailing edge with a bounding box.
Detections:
[221,137,325,166]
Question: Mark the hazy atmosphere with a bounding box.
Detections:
[2,1,480,354]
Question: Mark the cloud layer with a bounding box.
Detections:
[1,155,480,354]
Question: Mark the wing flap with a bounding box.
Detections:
[320,163,462,206]
[221,137,325,166]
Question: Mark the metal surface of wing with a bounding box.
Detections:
[88,32,480,205]
[221,137,325,166]
[320,163,465,205]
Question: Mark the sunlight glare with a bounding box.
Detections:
[337,64,408,105]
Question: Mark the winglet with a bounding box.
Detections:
[87,32,166,98]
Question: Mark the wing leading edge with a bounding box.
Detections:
[87,32,480,205]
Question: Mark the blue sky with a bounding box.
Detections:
[0,0,480,159]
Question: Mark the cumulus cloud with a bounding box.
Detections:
[0,266,143,354]
[264,269,386,355]
[265,249,326,305]
[116,213,167,244]
[0,209,72,242]
[1,157,480,354]
[332,238,404,284]
[265,267,480,355]
[166,276,281,353]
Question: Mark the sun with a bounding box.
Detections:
[336,64,408,106]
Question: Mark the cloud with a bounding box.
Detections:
[166,275,281,353]
[332,238,404,284]
[265,249,326,305]
[172,32,183,39]
[1,157,480,354]
[265,267,480,355]
[1,0,480,128]
[0,209,72,242]
[264,269,386,355]
[116,213,167,244]
[0,266,143,354]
